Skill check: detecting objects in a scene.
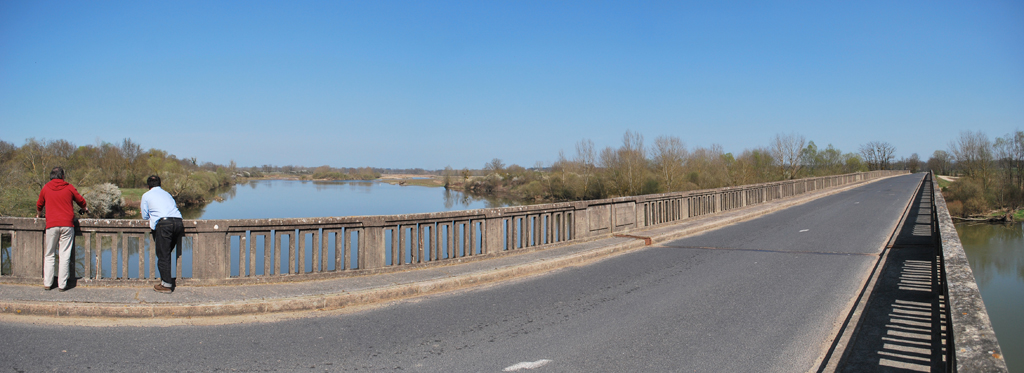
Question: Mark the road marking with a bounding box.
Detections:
[799,229,809,233]
[504,359,552,371]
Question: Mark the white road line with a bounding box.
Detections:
[503,359,552,371]
[799,229,809,233]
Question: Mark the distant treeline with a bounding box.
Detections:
[0,138,387,218]
[248,164,437,180]
[444,131,911,202]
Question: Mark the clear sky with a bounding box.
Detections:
[2,1,1022,170]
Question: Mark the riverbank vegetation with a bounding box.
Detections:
[0,138,236,218]
[933,130,1024,220]
[443,131,894,203]
[0,138,414,219]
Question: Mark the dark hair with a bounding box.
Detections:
[50,167,65,180]
[147,175,162,188]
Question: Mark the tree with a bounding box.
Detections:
[907,153,921,173]
[651,135,687,192]
[948,130,992,180]
[800,141,819,176]
[484,158,505,174]
[994,130,1024,189]
[859,141,896,170]
[442,166,454,188]
[927,150,951,175]
[601,131,649,197]
[770,132,806,179]
[574,139,597,199]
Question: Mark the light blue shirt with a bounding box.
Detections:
[140,186,183,230]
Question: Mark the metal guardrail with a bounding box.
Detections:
[931,171,1009,372]
[1,170,905,285]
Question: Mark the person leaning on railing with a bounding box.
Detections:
[36,166,88,292]
[140,175,184,294]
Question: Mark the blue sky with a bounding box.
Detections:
[2,1,1022,169]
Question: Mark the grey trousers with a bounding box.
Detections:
[43,226,74,289]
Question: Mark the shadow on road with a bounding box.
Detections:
[837,176,948,372]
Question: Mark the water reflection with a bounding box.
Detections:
[185,179,521,220]
[956,222,1024,372]
[956,222,1024,286]
[1,236,11,276]
[70,234,193,281]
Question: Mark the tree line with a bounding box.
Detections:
[449,131,902,202]
[933,130,1024,218]
[0,138,406,218]
[0,138,236,218]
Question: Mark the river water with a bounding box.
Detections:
[955,222,1024,372]
[185,179,519,219]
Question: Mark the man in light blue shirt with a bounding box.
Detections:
[140,175,184,293]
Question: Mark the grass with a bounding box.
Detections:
[934,176,952,190]
[121,188,147,202]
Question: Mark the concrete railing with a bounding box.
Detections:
[931,171,1009,372]
[0,170,906,286]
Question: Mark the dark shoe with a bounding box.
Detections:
[154,284,173,293]
[58,288,67,292]
[44,285,52,291]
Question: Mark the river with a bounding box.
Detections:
[184,179,519,219]
[955,222,1024,372]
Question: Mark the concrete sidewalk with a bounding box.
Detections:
[0,178,889,325]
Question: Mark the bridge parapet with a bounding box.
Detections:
[931,171,1009,372]
[1,170,905,286]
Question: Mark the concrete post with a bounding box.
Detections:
[11,218,44,279]
[194,231,228,279]
[484,216,502,254]
[573,202,589,240]
[361,218,385,270]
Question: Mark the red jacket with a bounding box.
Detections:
[36,179,87,229]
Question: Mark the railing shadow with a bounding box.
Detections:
[838,176,948,372]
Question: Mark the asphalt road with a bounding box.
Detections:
[0,174,924,372]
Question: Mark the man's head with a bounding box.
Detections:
[50,167,65,180]
[147,175,162,189]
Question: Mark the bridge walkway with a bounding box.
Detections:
[831,176,948,372]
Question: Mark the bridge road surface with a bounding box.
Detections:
[0,174,924,372]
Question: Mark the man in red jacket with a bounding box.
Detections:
[36,167,87,291]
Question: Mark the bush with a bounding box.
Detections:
[946,200,964,218]
[81,183,125,218]
[946,177,991,217]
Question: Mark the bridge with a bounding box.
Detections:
[0,171,1007,371]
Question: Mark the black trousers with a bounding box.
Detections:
[152,217,184,286]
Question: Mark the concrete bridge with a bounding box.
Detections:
[0,171,1007,372]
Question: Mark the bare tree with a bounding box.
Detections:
[770,132,806,179]
[484,158,505,174]
[574,139,597,198]
[859,141,896,170]
[994,130,1024,188]
[602,130,648,196]
[687,144,731,188]
[948,131,992,180]
[651,135,687,192]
